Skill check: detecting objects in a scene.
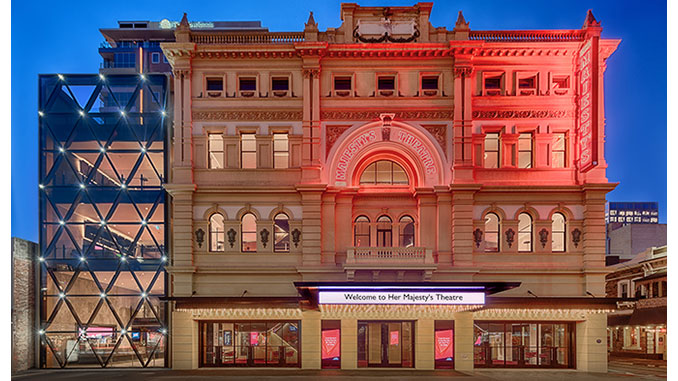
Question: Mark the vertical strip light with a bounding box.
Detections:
[139,44,144,123]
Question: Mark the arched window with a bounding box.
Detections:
[359,160,409,185]
[376,215,393,247]
[209,213,225,252]
[518,213,533,252]
[241,213,257,252]
[354,216,370,247]
[274,213,290,253]
[552,213,566,252]
[399,216,415,247]
[484,213,500,252]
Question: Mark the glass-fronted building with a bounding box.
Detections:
[38,74,169,367]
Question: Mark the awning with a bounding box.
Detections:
[608,313,632,326]
[162,296,302,310]
[628,306,667,325]
[484,296,626,310]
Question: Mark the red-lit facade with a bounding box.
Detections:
[162,3,620,371]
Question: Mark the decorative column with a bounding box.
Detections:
[298,184,326,266]
[582,184,615,295]
[166,185,196,297]
[454,311,474,371]
[435,186,452,266]
[452,64,474,182]
[450,185,479,267]
[416,189,438,255]
[321,191,337,264]
[301,67,322,183]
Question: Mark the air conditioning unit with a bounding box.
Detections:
[485,89,501,96]
[272,90,288,97]
[207,91,223,98]
[422,89,439,96]
[239,91,255,98]
[519,89,536,96]
[334,90,350,97]
[378,90,394,97]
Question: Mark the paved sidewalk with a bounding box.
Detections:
[10,367,668,380]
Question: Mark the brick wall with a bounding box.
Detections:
[12,237,38,373]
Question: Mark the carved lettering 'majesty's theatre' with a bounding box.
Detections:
[161,3,620,371]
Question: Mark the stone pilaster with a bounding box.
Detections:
[451,185,479,267]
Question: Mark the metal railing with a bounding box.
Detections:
[346,246,433,264]
[469,30,586,42]
[191,32,305,44]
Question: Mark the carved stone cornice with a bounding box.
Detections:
[321,110,453,120]
[302,68,320,78]
[172,69,190,78]
[472,109,573,119]
[194,50,297,59]
[454,66,472,78]
[192,110,303,121]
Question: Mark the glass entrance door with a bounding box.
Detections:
[358,321,413,368]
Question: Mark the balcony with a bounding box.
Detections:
[344,247,436,280]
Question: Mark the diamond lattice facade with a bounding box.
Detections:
[38,74,169,368]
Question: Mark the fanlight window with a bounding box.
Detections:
[399,215,415,247]
[354,216,370,247]
[552,212,566,252]
[484,213,499,252]
[359,160,409,185]
[274,213,290,252]
[209,213,225,252]
[241,213,257,252]
[376,215,393,247]
[518,213,533,252]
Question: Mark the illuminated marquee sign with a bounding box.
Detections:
[577,37,599,172]
[334,127,437,183]
[318,291,485,305]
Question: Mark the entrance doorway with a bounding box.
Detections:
[357,321,414,367]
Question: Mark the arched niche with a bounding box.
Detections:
[326,120,447,187]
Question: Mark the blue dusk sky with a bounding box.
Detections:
[11,0,667,242]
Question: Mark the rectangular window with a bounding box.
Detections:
[378,75,396,96]
[271,77,289,97]
[474,322,574,368]
[199,321,300,367]
[421,75,439,96]
[239,77,257,97]
[273,133,289,169]
[334,76,352,96]
[551,133,566,168]
[551,75,570,95]
[151,52,160,64]
[483,74,502,96]
[484,133,500,168]
[208,134,224,169]
[518,75,537,95]
[619,282,628,298]
[240,133,257,169]
[206,77,224,97]
[434,321,454,369]
[652,282,660,298]
[518,133,532,168]
[321,320,341,369]
[114,52,136,68]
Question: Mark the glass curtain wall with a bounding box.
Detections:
[38,74,169,368]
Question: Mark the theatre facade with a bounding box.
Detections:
[79,2,619,372]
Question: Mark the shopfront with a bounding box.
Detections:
[199,320,300,367]
[473,321,575,368]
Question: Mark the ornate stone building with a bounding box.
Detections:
[161,3,620,371]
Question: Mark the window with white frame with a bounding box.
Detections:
[518,133,533,168]
[208,133,224,169]
[484,133,500,168]
[151,52,160,64]
[273,133,289,169]
[551,133,567,168]
[484,213,500,252]
[209,213,225,252]
[618,280,630,298]
[240,133,257,169]
[273,213,290,252]
[551,212,566,252]
[241,213,257,252]
[483,73,503,96]
[518,213,533,252]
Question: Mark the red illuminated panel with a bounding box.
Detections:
[321,329,341,359]
[390,330,399,345]
[250,332,259,346]
[435,329,454,360]
[577,37,598,172]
